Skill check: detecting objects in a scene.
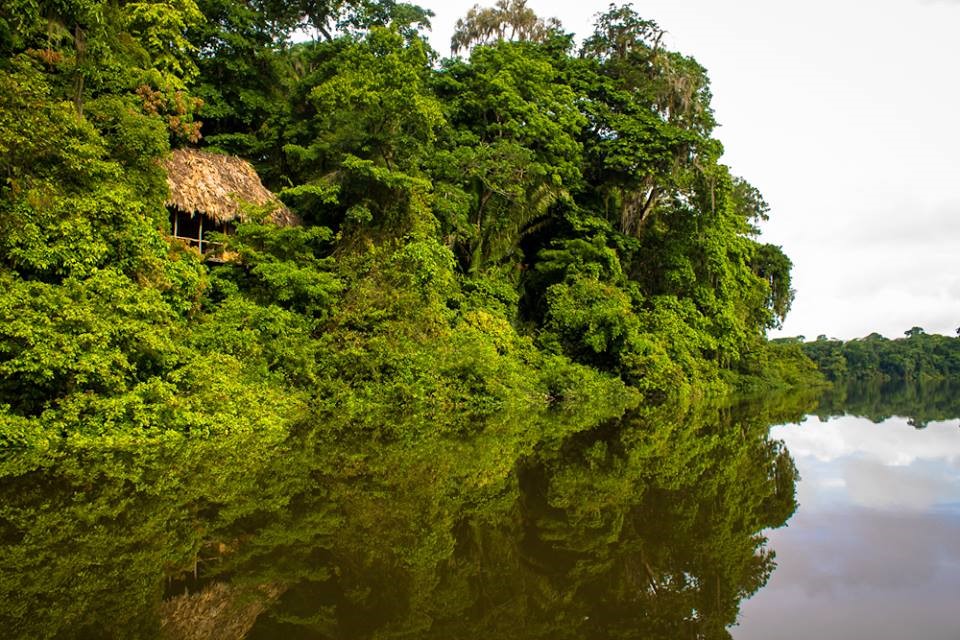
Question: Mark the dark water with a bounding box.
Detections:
[1,384,957,639]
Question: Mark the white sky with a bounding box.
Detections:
[418,0,960,340]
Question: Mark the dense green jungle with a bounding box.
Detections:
[0,0,832,446]
[3,4,960,637]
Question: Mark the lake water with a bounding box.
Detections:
[2,384,958,639]
[736,391,960,640]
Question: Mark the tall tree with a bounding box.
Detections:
[2,0,204,115]
[281,27,443,235]
[187,0,433,175]
[450,0,561,54]
[432,38,584,273]
[579,4,716,237]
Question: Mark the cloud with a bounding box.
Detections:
[844,203,960,249]
[774,243,960,339]
[781,200,960,252]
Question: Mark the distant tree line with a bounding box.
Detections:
[783,328,960,383]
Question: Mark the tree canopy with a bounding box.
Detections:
[0,1,818,446]
[450,0,561,54]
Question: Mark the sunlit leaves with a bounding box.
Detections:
[304,28,443,171]
[0,269,181,415]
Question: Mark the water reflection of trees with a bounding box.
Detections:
[815,380,960,428]
[0,395,813,640]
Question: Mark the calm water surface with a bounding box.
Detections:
[2,384,957,639]
[736,405,960,639]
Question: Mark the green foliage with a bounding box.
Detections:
[307,29,442,169]
[751,243,794,327]
[210,222,342,318]
[0,269,179,414]
[0,393,810,638]
[2,0,204,124]
[0,0,817,446]
[432,39,584,273]
[0,6,829,632]
[284,28,442,177]
[802,330,960,383]
[541,274,640,367]
[123,0,204,85]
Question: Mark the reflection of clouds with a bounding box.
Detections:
[772,416,960,467]
[843,458,948,510]
[772,508,960,594]
[793,462,846,511]
[737,414,960,639]
[775,415,960,511]
[737,508,960,640]
[739,582,960,640]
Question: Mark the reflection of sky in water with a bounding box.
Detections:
[736,416,960,640]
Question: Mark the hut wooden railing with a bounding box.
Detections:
[169,209,229,258]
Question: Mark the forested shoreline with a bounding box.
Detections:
[1,0,824,446]
[797,328,960,384]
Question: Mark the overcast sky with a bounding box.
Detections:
[417,0,960,339]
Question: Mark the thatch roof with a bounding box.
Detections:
[164,148,297,226]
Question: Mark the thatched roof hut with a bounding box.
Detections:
[163,148,297,227]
